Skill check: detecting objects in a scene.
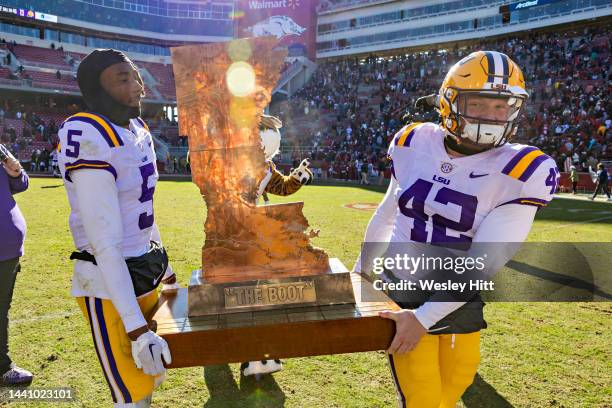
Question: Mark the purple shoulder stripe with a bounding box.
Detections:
[393,133,401,146]
[519,154,549,182]
[403,129,417,147]
[63,159,117,182]
[502,146,538,175]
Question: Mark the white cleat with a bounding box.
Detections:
[241,359,283,378]
[114,394,152,407]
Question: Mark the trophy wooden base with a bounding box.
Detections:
[188,258,356,316]
[151,262,399,368]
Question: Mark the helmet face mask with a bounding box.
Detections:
[438,51,529,153]
[454,90,527,147]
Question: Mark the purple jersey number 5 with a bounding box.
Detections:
[65,129,81,158]
[398,179,478,243]
[138,162,156,230]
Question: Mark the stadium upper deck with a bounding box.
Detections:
[0,0,236,102]
[0,0,234,40]
[316,0,612,58]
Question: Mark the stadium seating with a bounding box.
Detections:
[0,66,17,83]
[25,70,79,92]
[140,62,176,100]
[278,26,611,180]
[4,44,176,99]
[2,118,25,141]
[1,26,608,180]
[13,44,72,69]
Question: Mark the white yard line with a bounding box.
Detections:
[10,311,80,327]
[554,194,612,203]
[540,215,612,231]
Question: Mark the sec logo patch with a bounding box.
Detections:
[440,162,453,173]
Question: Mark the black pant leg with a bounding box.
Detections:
[0,257,20,375]
[592,183,602,198]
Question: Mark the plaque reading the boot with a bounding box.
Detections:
[224,281,316,309]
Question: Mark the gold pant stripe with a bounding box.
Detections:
[77,292,160,404]
[84,296,126,403]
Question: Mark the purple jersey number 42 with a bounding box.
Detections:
[398,178,478,244]
[545,167,560,195]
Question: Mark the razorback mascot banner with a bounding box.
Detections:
[233,0,317,59]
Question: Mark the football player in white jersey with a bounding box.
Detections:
[354,51,560,408]
[58,49,178,408]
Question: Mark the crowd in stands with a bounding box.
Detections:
[0,38,188,173]
[0,94,190,174]
[0,95,67,171]
[1,26,610,182]
[277,25,610,182]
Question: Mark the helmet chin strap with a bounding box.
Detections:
[462,118,506,146]
[444,135,488,156]
[445,115,509,156]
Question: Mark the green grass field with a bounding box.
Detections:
[7,178,612,407]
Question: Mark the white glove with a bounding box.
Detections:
[131,331,172,376]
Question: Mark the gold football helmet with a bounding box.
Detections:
[438,51,529,148]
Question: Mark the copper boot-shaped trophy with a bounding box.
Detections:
[152,38,398,367]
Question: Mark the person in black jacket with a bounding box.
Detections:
[589,163,611,201]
